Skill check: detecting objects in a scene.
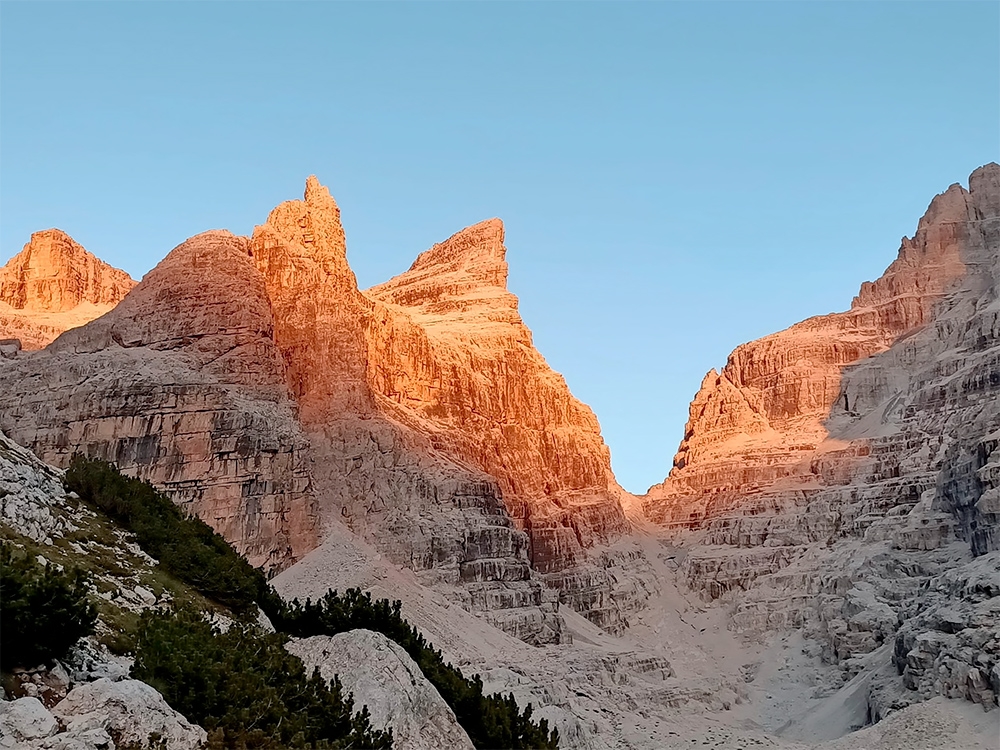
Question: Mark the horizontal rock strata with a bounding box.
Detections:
[0,231,317,570]
[644,163,1000,710]
[0,229,135,350]
[0,178,632,637]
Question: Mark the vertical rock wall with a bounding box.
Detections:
[643,163,1000,709]
[0,231,316,570]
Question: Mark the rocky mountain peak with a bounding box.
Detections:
[656,165,997,489]
[407,218,506,273]
[253,176,353,285]
[0,229,134,313]
[250,178,373,415]
[0,229,136,349]
[368,218,517,334]
[53,231,289,389]
[970,161,1000,217]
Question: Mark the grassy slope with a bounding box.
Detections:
[0,493,220,655]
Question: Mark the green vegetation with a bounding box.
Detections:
[65,456,268,615]
[0,542,97,670]
[268,590,560,750]
[63,456,560,749]
[0,497,215,656]
[133,607,391,749]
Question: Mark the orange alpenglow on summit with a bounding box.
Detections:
[0,229,136,350]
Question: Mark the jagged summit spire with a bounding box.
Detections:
[304,174,338,209]
[407,218,506,274]
[366,217,516,332]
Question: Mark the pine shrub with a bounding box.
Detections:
[64,456,269,615]
[267,590,559,749]
[133,607,391,749]
[64,457,559,749]
[0,543,97,670]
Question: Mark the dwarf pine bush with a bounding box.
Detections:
[0,543,97,669]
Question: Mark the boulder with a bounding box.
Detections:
[287,630,475,750]
[0,697,58,747]
[52,679,205,749]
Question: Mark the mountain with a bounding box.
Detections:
[643,163,1000,714]
[0,178,637,642]
[1,165,997,749]
[366,216,629,574]
[0,229,135,349]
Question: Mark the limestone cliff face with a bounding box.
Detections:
[244,182,566,642]
[0,229,136,349]
[0,231,317,570]
[243,180,630,635]
[644,163,1000,711]
[648,174,979,519]
[0,179,631,640]
[366,219,629,574]
[250,177,375,418]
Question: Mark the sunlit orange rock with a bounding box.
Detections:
[645,176,978,525]
[639,165,1000,699]
[250,177,375,418]
[0,229,135,349]
[245,179,630,631]
[366,218,629,573]
[0,178,631,637]
[0,230,318,569]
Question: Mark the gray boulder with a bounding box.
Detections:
[52,679,205,749]
[0,697,58,747]
[287,629,475,750]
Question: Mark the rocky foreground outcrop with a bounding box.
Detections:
[287,630,475,750]
[0,681,206,750]
[0,230,135,350]
[0,178,634,638]
[644,163,1000,711]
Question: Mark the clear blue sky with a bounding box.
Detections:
[2,2,997,493]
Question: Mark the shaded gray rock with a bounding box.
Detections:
[0,697,58,747]
[36,727,114,750]
[52,679,205,749]
[0,429,75,545]
[287,629,475,750]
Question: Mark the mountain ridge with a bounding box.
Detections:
[0,164,997,747]
[0,229,135,350]
[0,178,636,640]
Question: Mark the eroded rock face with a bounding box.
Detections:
[651,177,974,510]
[363,218,633,629]
[0,230,135,350]
[244,182,568,641]
[0,180,628,637]
[367,219,629,572]
[52,678,206,749]
[250,177,374,418]
[287,630,476,750]
[0,231,317,570]
[243,180,634,635]
[644,163,1000,709]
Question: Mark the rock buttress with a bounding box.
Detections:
[0,231,316,571]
